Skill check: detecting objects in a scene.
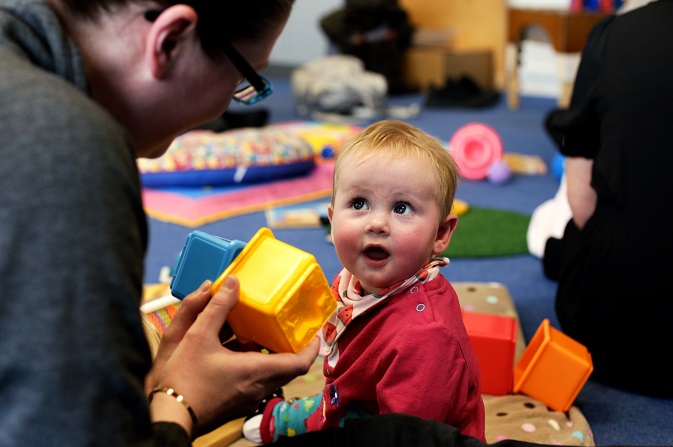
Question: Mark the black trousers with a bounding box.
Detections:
[546,218,673,398]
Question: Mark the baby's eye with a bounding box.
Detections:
[352,198,369,210]
[393,202,413,215]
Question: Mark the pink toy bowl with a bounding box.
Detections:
[449,123,504,180]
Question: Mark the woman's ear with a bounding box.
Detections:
[433,213,458,255]
[144,5,198,78]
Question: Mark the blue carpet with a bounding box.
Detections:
[144,71,673,446]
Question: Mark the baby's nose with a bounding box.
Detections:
[366,214,390,235]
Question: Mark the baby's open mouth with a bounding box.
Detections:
[363,246,389,260]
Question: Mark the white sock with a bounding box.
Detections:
[242,414,263,444]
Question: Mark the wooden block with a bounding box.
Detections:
[194,419,246,447]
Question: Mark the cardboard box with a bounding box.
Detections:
[404,46,494,91]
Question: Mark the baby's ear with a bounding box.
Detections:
[327,204,335,240]
[433,214,458,255]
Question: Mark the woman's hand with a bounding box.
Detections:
[145,280,214,396]
[148,275,320,437]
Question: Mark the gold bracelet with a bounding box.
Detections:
[148,386,198,425]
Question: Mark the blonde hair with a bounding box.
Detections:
[331,120,460,219]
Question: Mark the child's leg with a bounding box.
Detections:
[242,389,285,444]
[259,394,322,443]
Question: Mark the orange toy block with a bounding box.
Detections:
[513,319,593,412]
[212,227,336,354]
[462,311,517,396]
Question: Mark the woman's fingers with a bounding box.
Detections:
[157,280,212,352]
[147,280,213,394]
[247,337,320,391]
[190,275,240,338]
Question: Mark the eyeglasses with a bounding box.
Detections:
[143,9,273,105]
[220,41,273,105]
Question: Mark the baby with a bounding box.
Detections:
[244,119,485,443]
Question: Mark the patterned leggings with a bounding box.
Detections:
[263,394,322,443]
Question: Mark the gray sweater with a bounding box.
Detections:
[0,0,184,445]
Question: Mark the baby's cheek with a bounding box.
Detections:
[332,231,353,253]
[396,232,435,266]
[332,229,359,262]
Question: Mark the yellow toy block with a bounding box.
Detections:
[513,319,593,412]
[212,227,336,353]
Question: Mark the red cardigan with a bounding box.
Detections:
[307,275,485,442]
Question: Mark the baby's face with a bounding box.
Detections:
[328,154,446,294]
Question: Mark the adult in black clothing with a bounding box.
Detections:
[544,0,673,397]
[320,0,414,94]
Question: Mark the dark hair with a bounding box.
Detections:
[55,0,295,58]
